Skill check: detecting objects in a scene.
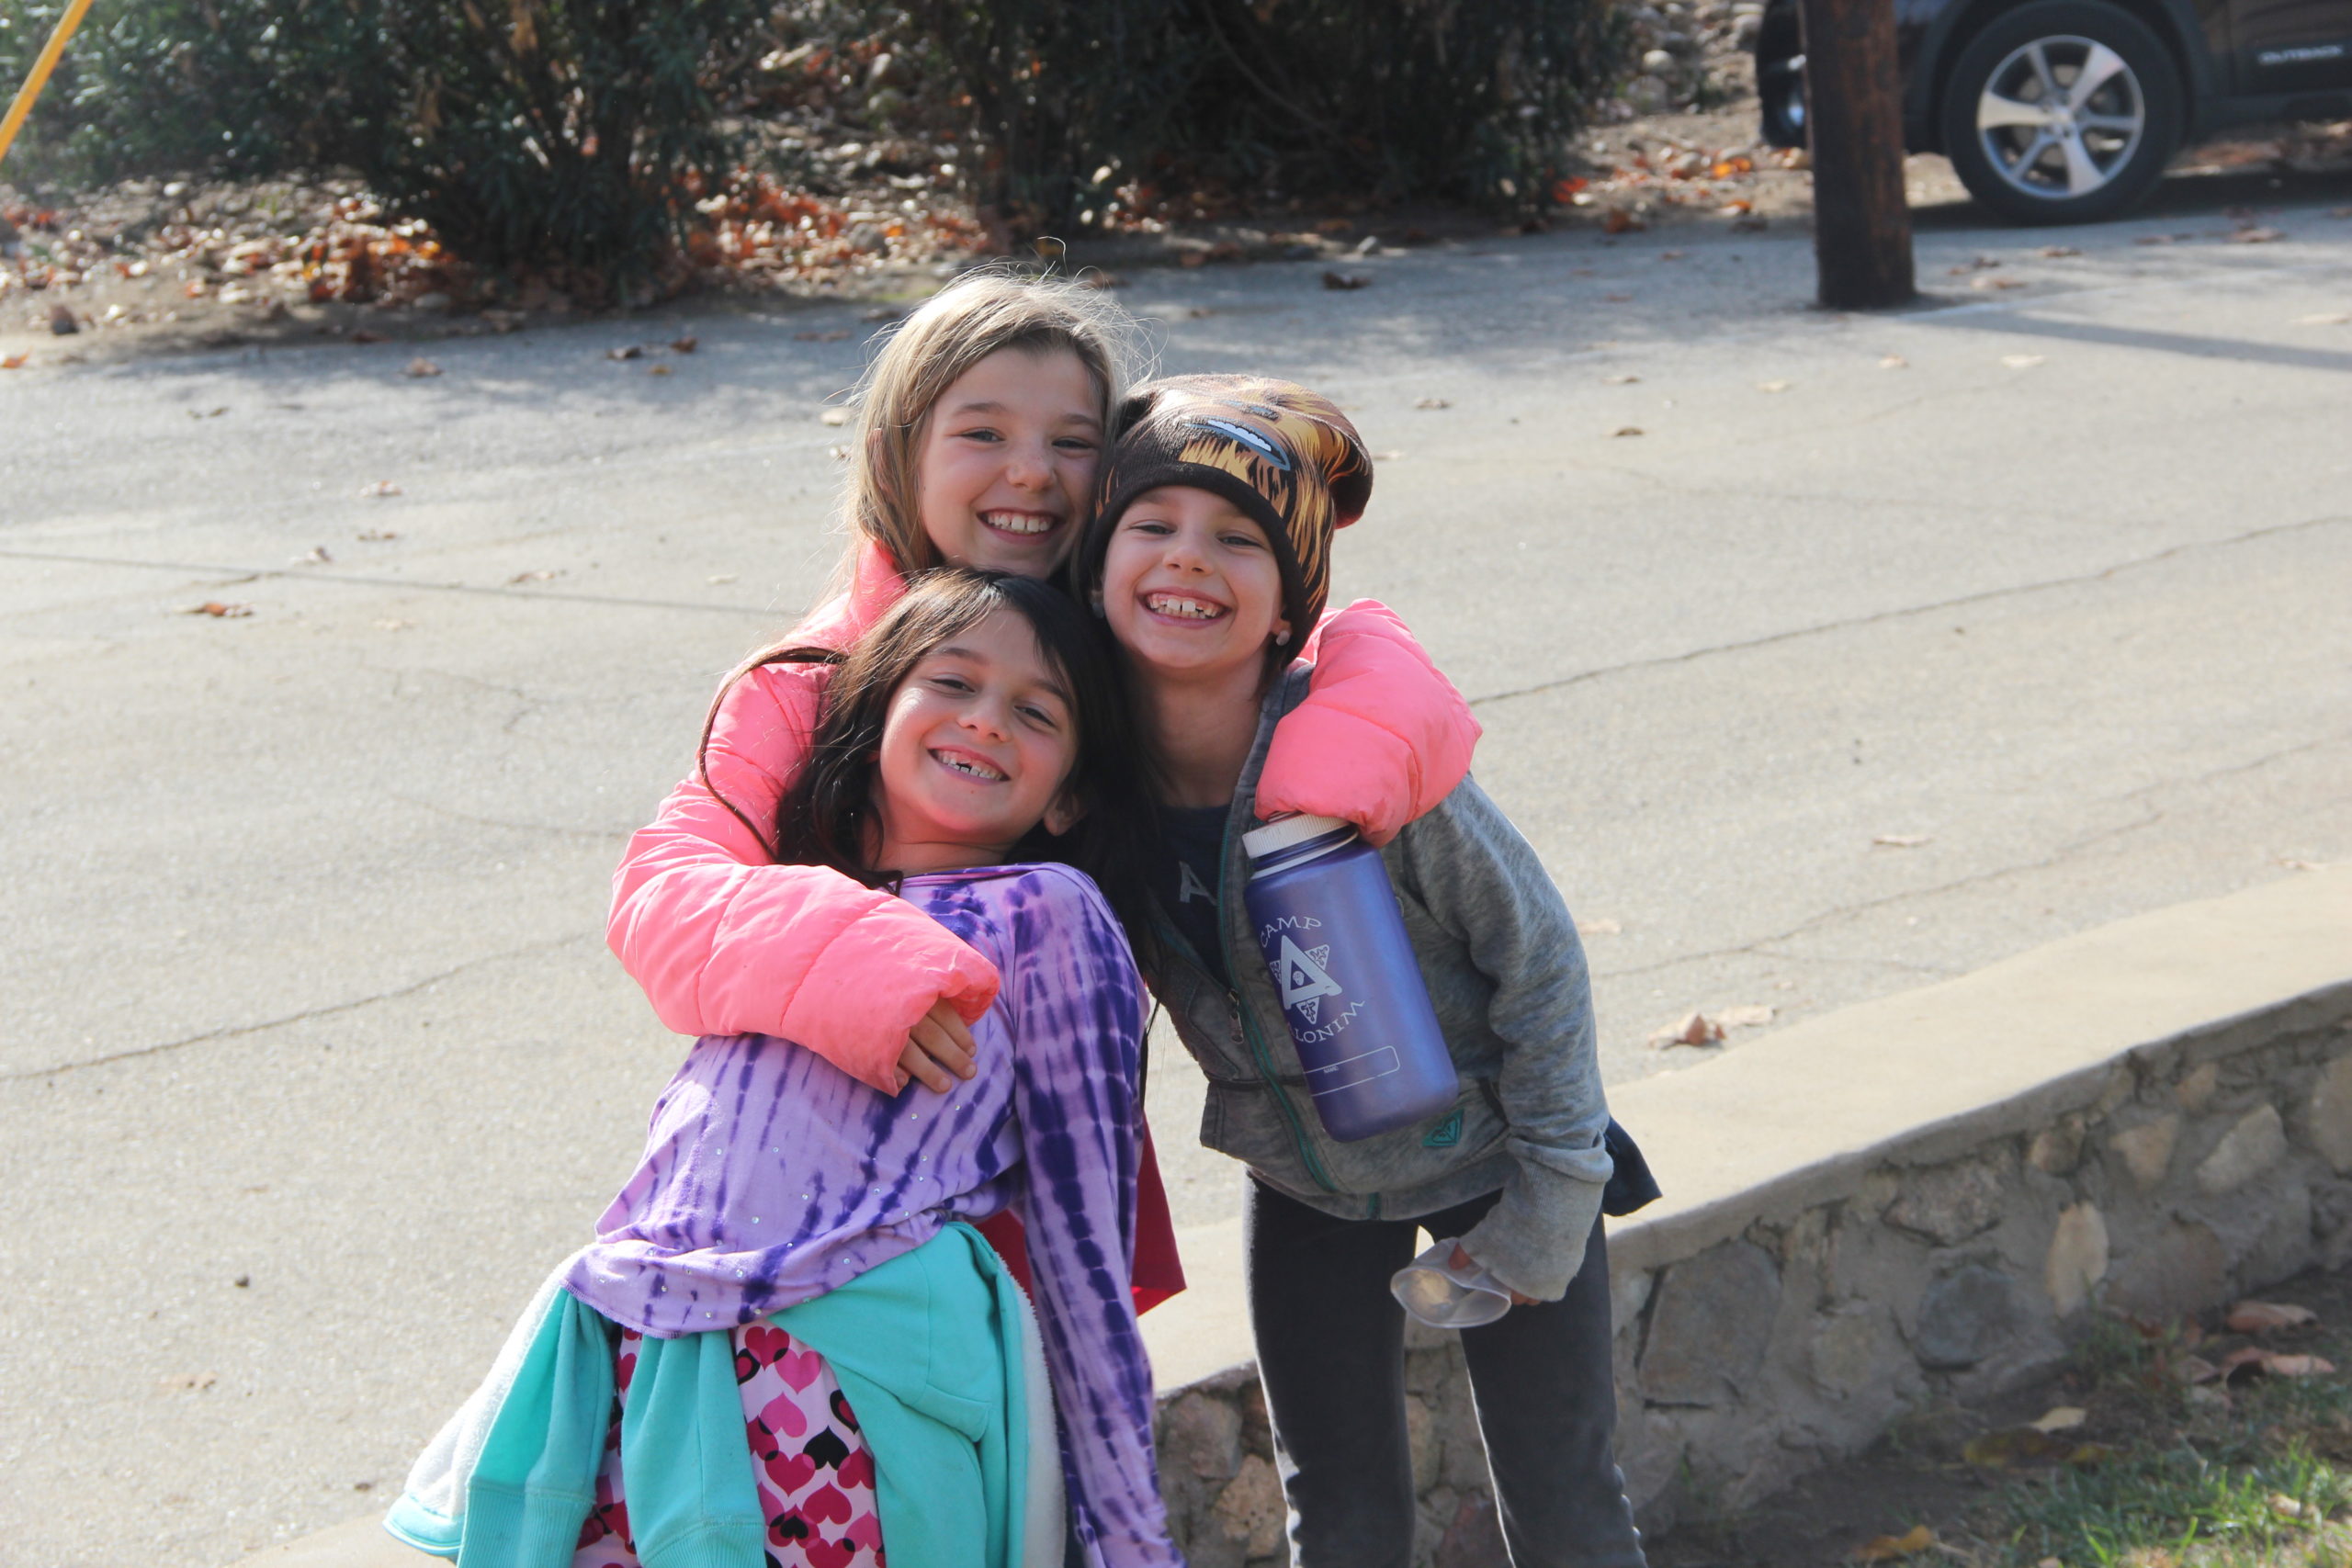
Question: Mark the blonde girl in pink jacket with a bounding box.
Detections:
[606,273,1481,1298]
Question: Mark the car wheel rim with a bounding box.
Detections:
[1974,34,2145,201]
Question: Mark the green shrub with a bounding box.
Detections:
[1,0,771,295]
[883,0,1628,231]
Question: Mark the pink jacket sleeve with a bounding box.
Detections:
[1256,598,1481,847]
[606,661,1001,1094]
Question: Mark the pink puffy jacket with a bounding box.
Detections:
[607,543,1480,1092]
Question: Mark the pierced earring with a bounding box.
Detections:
[1273,627,1292,648]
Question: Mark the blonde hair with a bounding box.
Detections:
[839,270,1142,580]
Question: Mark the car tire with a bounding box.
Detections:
[1938,0,2184,224]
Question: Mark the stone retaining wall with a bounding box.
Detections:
[1141,871,2352,1565]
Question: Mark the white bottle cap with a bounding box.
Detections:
[1240,814,1354,861]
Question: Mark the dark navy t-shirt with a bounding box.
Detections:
[1156,803,1231,987]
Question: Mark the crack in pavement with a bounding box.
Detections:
[0,546,784,618]
[1589,728,2350,985]
[3,933,592,1082]
[1468,512,2352,711]
[383,791,631,842]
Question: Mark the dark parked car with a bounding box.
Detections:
[1754,0,2352,220]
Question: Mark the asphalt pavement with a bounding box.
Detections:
[4,172,2349,1565]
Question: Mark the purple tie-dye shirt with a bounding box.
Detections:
[561,862,1179,1566]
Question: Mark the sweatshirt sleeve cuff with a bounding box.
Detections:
[1457,1138,1613,1302]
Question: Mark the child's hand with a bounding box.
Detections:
[1451,1244,1539,1307]
[897,998,980,1093]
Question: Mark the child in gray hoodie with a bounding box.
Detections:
[1073,374,1656,1568]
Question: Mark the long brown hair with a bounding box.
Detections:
[765,570,1159,952]
[837,270,1140,582]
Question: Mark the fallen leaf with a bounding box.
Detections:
[2039,245,2082,258]
[669,336,698,354]
[361,480,403,498]
[356,528,400,541]
[1718,1005,1776,1029]
[294,547,334,565]
[2001,354,2045,369]
[2276,857,2329,872]
[2295,311,2350,325]
[2219,1346,2336,1382]
[2030,1405,2087,1433]
[183,601,254,618]
[507,569,565,585]
[2229,226,2284,243]
[1972,275,2027,290]
[606,344,643,360]
[0,352,28,369]
[1873,833,1931,848]
[1647,1011,1724,1048]
[1879,355,1908,368]
[2227,1300,2318,1333]
[1414,397,1453,410]
[1758,379,1792,392]
[1577,918,1623,936]
[158,1371,219,1392]
[2180,1353,2222,1384]
[187,406,229,420]
[793,330,852,342]
[1852,1524,1936,1561]
[1963,1427,2073,1468]
[404,356,441,378]
[1611,425,1645,437]
[1321,270,1372,290]
[648,364,673,376]
[2270,1493,2305,1518]
[1603,373,1642,384]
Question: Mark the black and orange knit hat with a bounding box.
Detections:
[1075,374,1374,642]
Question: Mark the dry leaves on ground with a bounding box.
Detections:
[1648,1011,1725,1048]
[1874,833,1932,848]
[1852,1524,1936,1561]
[183,601,253,618]
[2227,1299,2320,1333]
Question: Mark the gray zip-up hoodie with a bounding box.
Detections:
[1147,668,1616,1301]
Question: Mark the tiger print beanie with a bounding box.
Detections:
[1077,374,1374,643]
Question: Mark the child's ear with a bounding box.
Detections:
[1043,786,1087,838]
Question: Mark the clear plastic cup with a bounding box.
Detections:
[1390,1238,1512,1329]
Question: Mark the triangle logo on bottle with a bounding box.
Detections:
[1275,936,1342,1022]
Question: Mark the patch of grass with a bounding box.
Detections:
[1990,1440,2352,1566]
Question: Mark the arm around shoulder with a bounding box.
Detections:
[1258,598,1480,846]
[606,663,1001,1092]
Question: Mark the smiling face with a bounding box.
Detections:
[912,346,1104,579]
[870,607,1082,874]
[1099,484,1288,685]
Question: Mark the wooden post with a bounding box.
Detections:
[1796,0,1916,309]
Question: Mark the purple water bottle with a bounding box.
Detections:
[1240,814,1460,1142]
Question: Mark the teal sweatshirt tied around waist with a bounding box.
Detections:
[385,1222,1034,1568]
